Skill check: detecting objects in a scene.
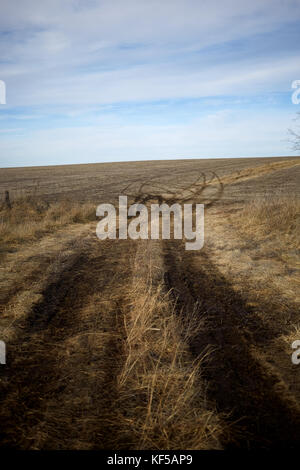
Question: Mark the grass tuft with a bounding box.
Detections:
[0,193,96,252]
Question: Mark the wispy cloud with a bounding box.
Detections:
[0,0,300,166]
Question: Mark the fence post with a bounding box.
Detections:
[4,190,11,209]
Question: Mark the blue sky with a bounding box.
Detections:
[0,0,300,167]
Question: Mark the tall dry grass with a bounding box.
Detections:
[0,192,96,252]
[114,242,222,450]
[237,195,300,250]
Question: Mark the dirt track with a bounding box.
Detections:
[0,157,299,449]
[0,236,137,449]
[1,233,299,449]
[163,240,300,449]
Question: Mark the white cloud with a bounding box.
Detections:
[0,108,296,166]
[1,0,300,106]
[1,0,299,165]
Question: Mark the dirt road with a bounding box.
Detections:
[0,157,299,449]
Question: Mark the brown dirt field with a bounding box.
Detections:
[0,156,298,203]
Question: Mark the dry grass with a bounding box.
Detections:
[0,193,96,253]
[281,325,300,357]
[1,157,299,449]
[205,194,300,436]
[219,158,300,187]
[221,194,299,323]
[238,195,299,244]
[232,195,300,271]
[114,243,222,450]
[0,238,223,450]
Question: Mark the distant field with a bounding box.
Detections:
[0,156,299,449]
[1,156,299,203]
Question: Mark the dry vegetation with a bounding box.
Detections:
[0,192,95,254]
[0,156,299,449]
[115,242,223,450]
[237,194,299,247]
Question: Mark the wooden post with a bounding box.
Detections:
[4,190,11,209]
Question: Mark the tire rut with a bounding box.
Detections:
[163,239,300,449]
[0,237,136,449]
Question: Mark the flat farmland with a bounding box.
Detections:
[0,156,299,449]
[1,156,299,203]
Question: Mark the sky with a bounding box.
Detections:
[0,0,300,168]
